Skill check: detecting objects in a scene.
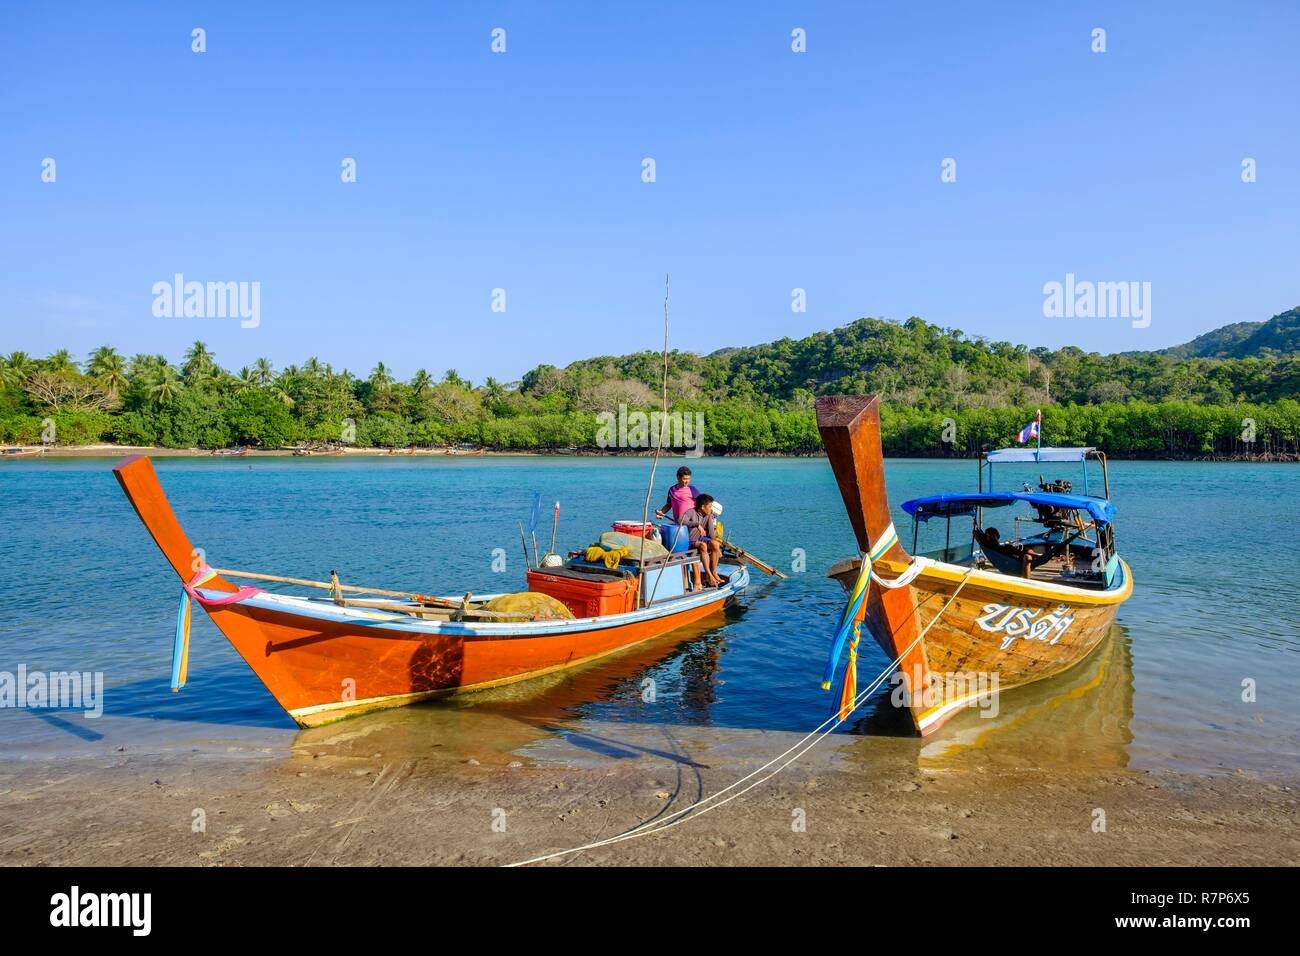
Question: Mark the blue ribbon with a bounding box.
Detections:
[171,586,191,691]
[821,558,872,688]
[821,524,900,689]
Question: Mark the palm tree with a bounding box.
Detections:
[2,351,34,389]
[303,357,324,378]
[253,357,275,385]
[127,353,155,380]
[149,365,181,406]
[410,369,432,396]
[87,346,129,396]
[44,349,76,375]
[271,383,295,408]
[182,341,216,385]
[369,362,393,392]
[234,367,259,393]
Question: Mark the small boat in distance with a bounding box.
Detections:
[210,447,249,457]
[817,395,1132,736]
[0,446,44,459]
[113,455,747,727]
[292,444,346,457]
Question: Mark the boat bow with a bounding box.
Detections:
[815,395,931,718]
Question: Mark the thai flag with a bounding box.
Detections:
[1016,410,1041,444]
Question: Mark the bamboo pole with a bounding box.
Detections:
[720,541,786,578]
[319,595,530,621]
[211,564,553,624]
[518,522,531,573]
[212,567,463,608]
[212,567,550,620]
[637,273,670,607]
[547,501,559,560]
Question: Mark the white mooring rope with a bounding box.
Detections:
[506,566,978,867]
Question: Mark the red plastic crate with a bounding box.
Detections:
[526,569,639,618]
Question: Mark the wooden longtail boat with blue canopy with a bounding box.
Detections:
[817,396,1132,736]
[113,455,748,727]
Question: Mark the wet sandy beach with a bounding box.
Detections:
[3,702,1296,867]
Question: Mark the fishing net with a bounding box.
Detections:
[483,592,575,622]
[599,531,668,560]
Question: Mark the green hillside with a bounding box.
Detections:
[1159,307,1300,359]
[4,308,1300,458]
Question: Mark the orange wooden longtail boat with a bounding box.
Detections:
[114,455,748,727]
[817,395,1132,736]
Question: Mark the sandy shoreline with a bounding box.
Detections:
[2,713,1295,867]
[8,444,1298,462]
[8,444,540,459]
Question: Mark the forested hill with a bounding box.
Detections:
[3,308,1300,457]
[1156,307,1300,360]
[1155,321,1264,360]
[531,309,1300,409]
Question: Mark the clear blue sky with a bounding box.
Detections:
[1,1,1296,383]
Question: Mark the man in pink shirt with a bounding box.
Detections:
[655,466,698,522]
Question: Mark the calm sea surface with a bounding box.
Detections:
[2,456,1297,777]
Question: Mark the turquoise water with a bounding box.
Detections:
[2,456,1298,776]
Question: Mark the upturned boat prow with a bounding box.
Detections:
[815,395,1133,737]
[113,455,748,728]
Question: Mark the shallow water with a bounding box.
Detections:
[1,455,1297,777]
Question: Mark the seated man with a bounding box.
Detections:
[679,493,722,588]
[976,525,1036,578]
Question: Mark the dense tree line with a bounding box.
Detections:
[3,316,1299,458]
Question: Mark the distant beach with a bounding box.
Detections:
[8,444,1299,462]
[28,444,531,458]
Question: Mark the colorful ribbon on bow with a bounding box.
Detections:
[821,523,900,720]
[171,565,262,691]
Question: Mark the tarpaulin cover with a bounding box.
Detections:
[901,491,1116,526]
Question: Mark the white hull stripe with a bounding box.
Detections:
[916,692,986,731]
[200,564,749,639]
[836,556,1130,603]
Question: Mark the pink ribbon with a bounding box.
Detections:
[184,565,262,606]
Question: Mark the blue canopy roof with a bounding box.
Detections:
[901,491,1116,526]
[985,446,1095,463]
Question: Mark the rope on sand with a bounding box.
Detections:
[506,567,977,867]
